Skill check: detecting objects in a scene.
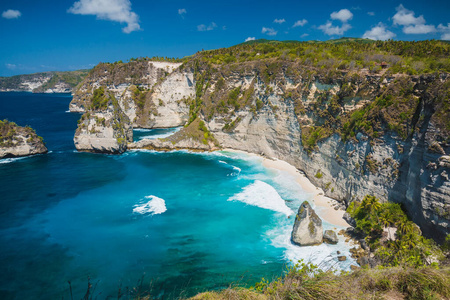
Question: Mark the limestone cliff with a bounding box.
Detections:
[74,87,132,154]
[69,41,450,240]
[0,120,47,158]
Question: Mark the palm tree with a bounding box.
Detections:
[361,195,381,214]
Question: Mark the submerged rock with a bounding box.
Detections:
[291,201,323,246]
[323,230,338,244]
[338,255,347,261]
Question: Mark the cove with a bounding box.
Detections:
[0,92,354,299]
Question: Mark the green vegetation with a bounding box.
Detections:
[90,87,110,110]
[162,118,218,147]
[192,262,450,300]
[347,195,444,267]
[192,39,449,74]
[314,170,323,179]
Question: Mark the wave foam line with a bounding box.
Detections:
[0,157,27,164]
[133,195,167,215]
[228,180,293,216]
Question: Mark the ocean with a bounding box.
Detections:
[0,92,354,299]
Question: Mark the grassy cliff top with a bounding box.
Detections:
[187,39,449,75]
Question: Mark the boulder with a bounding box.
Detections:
[338,256,347,261]
[323,230,338,244]
[291,201,323,246]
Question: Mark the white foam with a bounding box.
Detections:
[232,166,241,173]
[228,180,293,216]
[265,218,356,271]
[133,195,167,215]
[217,160,241,176]
[135,127,181,140]
[0,157,27,164]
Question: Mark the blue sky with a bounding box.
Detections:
[1,0,449,76]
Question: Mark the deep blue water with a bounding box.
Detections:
[0,92,352,300]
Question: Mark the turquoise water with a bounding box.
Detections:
[0,93,352,299]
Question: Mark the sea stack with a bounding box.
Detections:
[291,201,323,246]
[0,120,47,159]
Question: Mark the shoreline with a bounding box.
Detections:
[223,148,350,228]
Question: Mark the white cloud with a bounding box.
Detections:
[438,23,450,40]
[301,33,309,38]
[393,4,425,26]
[197,22,217,31]
[274,18,285,24]
[2,9,21,19]
[318,21,351,36]
[245,37,256,42]
[392,4,437,35]
[293,19,307,27]
[330,9,353,23]
[403,24,436,34]
[178,8,186,15]
[362,22,396,40]
[68,0,140,33]
[262,27,278,36]
[367,12,375,16]
[5,63,17,70]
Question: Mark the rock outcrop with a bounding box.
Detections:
[0,120,47,158]
[323,230,338,244]
[291,201,323,246]
[74,87,132,154]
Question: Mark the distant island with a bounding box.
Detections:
[0,69,89,93]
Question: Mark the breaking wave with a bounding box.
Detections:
[228,180,293,216]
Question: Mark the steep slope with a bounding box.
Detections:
[69,40,450,241]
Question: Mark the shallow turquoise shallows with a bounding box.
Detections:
[0,93,352,299]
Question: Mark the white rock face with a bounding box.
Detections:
[147,71,193,128]
[74,103,132,154]
[70,62,193,129]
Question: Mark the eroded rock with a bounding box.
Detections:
[291,201,323,246]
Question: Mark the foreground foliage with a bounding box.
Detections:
[191,263,450,300]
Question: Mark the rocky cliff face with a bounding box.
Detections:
[69,56,450,241]
[0,120,47,158]
[74,87,132,154]
[0,70,88,93]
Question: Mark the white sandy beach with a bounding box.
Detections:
[224,148,351,228]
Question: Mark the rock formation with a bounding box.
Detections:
[0,120,47,158]
[291,201,323,246]
[323,230,338,244]
[74,87,132,154]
